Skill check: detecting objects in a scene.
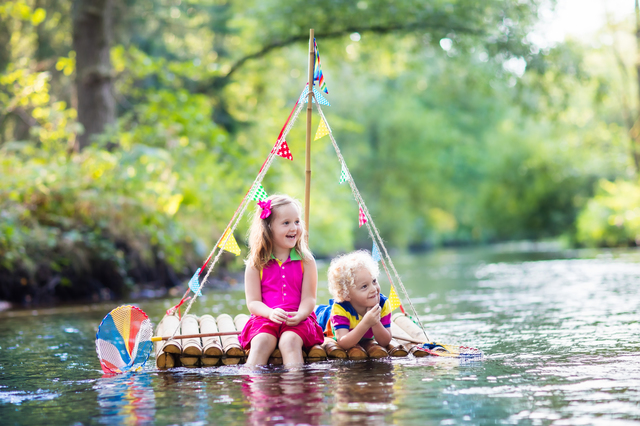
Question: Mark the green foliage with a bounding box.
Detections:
[1,0,638,302]
[575,179,640,247]
[0,142,195,272]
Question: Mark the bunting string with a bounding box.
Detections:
[168,85,429,342]
[312,95,430,341]
[167,98,306,340]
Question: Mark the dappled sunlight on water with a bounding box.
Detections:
[1,247,639,425]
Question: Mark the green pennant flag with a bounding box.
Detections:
[250,184,268,201]
[339,167,349,184]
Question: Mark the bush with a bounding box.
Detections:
[575,179,640,247]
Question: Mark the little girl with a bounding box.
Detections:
[239,194,324,366]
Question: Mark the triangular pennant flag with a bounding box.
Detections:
[273,140,293,161]
[388,285,402,311]
[372,243,382,262]
[314,118,330,140]
[299,85,331,106]
[339,166,349,184]
[358,205,367,227]
[299,85,309,101]
[312,88,330,106]
[188,267,202,296]
[250,184,268,201]
[218,228,241,256]
[313,38,329,94]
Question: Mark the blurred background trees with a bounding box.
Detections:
[0,0,637,304]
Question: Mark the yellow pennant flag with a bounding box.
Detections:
[218,228,241,256]
[388,285,402,311]
[314,118,330,140]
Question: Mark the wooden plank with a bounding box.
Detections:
[201,357,220,367]
[181,314,202,357]
[391,322,428,356]
[347,344,367,360]
[217,314,245,358]
[268,357,283,365]
[233,313,250,332]
[386,339,408,357]
[222,357,241,365]
[322,337,347,359]
[155,352,176,369]
[154,315,181,359]
[180,356,200,368]
[199,314,223,357]
[305,344,327,359]
[361,340,388,359]
[409,345,429,357]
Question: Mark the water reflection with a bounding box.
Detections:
[331,361,397,426]
[95,373,155,425]
[242,369,325,426]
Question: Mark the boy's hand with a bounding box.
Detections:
[269,308,288,324]
[363,304,381,328]
[285,311,304,327]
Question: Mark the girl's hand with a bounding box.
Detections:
[285,311,304,327]
[269,308,288,324]
[363,304,381,328]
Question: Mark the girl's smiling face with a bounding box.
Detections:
[345,267,380,312]
[270,203,302,253]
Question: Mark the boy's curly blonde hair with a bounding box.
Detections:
[328,250,380,302]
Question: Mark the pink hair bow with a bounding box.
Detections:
[258,200,272,219]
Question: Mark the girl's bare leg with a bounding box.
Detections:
[246,333,277,367]
[279,331,304,366]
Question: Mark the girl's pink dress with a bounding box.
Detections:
[239,251,324,349]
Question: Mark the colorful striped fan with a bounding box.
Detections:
[96,305,154,374]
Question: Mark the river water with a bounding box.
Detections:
[1,244,639,425]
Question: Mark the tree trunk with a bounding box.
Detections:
[72,0,115,151]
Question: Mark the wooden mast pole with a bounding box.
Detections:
[304,29,314,239]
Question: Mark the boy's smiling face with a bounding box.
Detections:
[345,267,380,313]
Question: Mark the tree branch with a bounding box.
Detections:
[204,20,485,91]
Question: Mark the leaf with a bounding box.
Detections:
[163,194,184,216]
[31,8,46,26]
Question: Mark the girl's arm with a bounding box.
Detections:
[245,264,288,323]
[285,257,318,326]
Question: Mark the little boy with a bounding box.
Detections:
[315,250,392,349]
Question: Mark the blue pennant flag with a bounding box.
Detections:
[372,243,382,262]
[189,267,202,296]
[299,85,331,106]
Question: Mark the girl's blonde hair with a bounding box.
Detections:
[328,250,380,302]
[246,194,313,270]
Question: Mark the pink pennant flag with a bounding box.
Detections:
[273,140,293,161]
[359,205,367,227]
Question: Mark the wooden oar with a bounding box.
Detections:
[151,331,241,342]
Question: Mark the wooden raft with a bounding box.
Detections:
[154,313,428,369]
